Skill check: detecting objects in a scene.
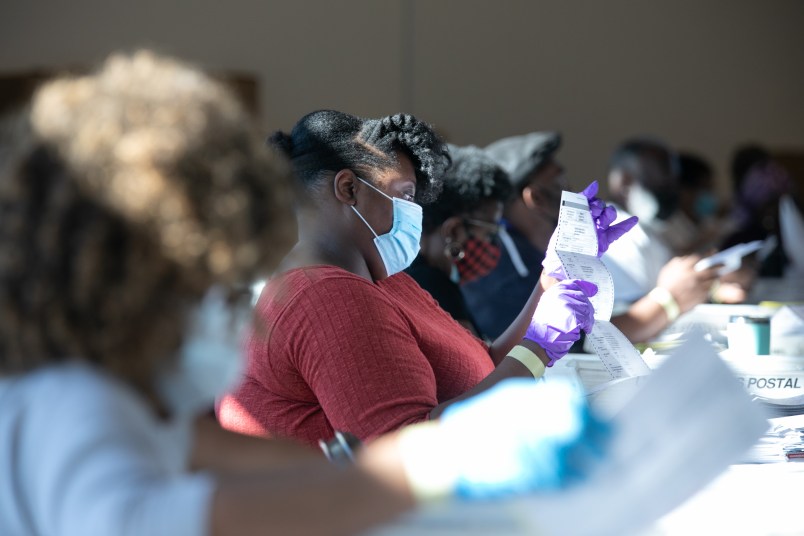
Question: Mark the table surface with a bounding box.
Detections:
[374,300,804,536]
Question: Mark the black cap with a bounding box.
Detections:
[484,132,561,188]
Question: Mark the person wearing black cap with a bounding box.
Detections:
[462,132,566,340]
[463,133,720,345]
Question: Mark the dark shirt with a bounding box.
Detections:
[461,224,544,340]
[405,256,482,336]
[721,227,787,278]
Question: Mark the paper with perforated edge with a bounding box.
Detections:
[554,191,649,379]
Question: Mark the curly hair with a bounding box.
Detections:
[422,144,512,233]
[269,109,450,204]
[0,51,296,392]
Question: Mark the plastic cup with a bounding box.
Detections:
[727,315,771,356]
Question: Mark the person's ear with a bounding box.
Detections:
[441,216,467,244]
[333,169,358,205]
[612,169,634,190]
[521,184,539,210]
[608,169,632,202]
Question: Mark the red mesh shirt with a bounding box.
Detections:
[218,266,494,447]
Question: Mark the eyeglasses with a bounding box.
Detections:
[463,218,503,240]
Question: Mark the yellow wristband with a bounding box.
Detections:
[506,344,546,379]
[648,286,680,322]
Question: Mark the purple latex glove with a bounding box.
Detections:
[525,279,598,366]
[542,181,639,279]
[582,181,639,256]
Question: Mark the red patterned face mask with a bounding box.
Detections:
[455,236,501,284]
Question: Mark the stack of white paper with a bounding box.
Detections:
[743,414,804,463]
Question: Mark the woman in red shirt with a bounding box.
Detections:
[219,110,599,446]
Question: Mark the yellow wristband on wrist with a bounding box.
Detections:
[648,286,680,322]
[506,344,546,379]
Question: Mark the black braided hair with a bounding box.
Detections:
[270,110,449,204]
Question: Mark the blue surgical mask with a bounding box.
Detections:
[351,176,422,277]
[694,191,718,219]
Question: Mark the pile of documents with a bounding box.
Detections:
[752,392,804,418]
[744,414,804,463]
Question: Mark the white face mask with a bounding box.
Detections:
[156,286,249,417]
[626,183,660,224]
[351,176,422,277]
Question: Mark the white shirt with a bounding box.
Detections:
[601,206,673,309]
[780,194,804,276]
[0,363,215,536]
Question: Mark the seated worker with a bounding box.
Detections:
[218,110,631,446]
[723,144,793,277]
[405,144,511,338]
[464,133,717,345]
[661,152,729,256]
[0,51,611,536]
[462,132,565,339]
[602,137,719,341]
[780,191,804,277]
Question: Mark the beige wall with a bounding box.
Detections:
[1,0,803,194]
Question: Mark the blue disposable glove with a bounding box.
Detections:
[397,378,611,500]
[526,279,597,366]
[542,180,639,280]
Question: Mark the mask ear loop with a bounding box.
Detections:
[351,205,379,238]
[355,175,393,201]
[349,175,391,239]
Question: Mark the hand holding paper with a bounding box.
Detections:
[693,240,764,276]
[542,181,637,279]
[526,279,598,366]
[547,188,651,378]
[581,181,639,256]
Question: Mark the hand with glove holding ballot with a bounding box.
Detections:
[499,180,633,371]
[495,277,598,380]
[542,180,638,281]
[526,279,598,367]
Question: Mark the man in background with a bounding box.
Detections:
[602,138,717,342]
[462,132,564,340]
[464,134,718,344]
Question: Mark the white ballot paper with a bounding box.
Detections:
[367,334,768,536]
[554,191,650,379]
[693,239,764,276]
